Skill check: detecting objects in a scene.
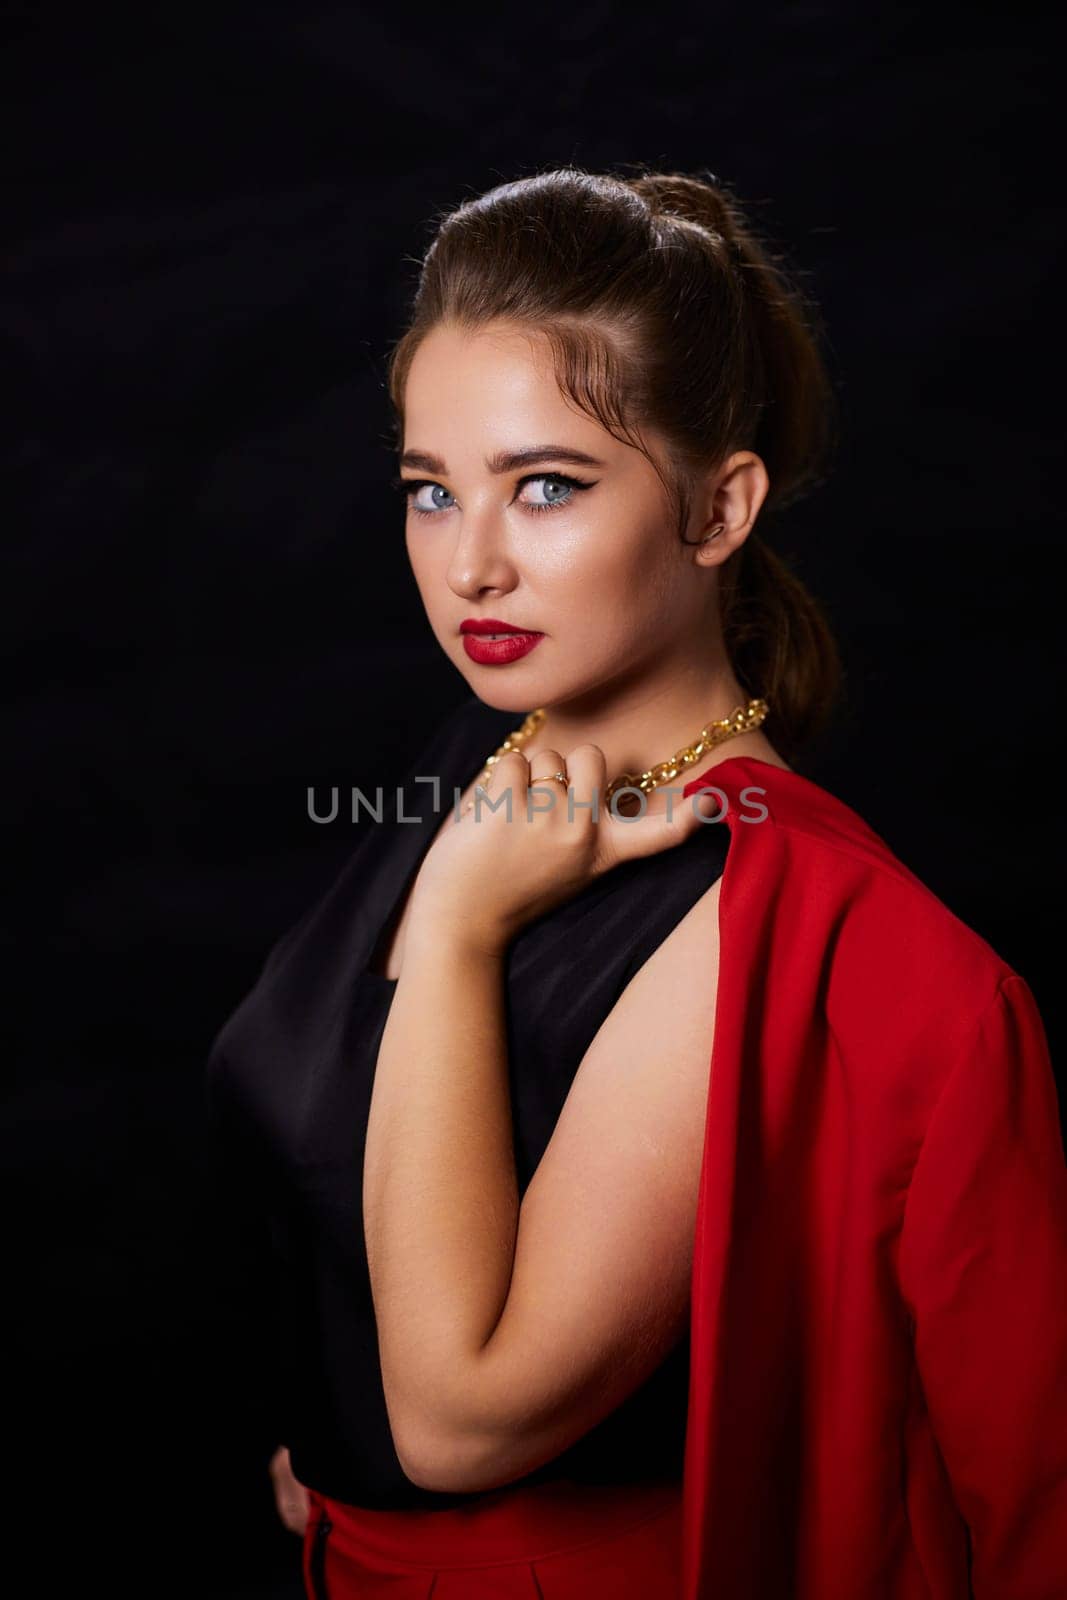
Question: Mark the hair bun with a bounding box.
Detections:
[623,170,737,245]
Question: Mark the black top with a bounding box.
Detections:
[204,693,730,1509]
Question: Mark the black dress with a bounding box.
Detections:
[204,693,729,1510]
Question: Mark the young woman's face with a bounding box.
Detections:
[398,319,714,716]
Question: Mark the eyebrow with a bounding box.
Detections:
[398,445,606,475]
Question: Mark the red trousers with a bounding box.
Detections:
[302,1476,683,1598]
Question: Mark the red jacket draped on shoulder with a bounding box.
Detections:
[678,755,1067,1599]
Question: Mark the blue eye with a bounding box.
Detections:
[522,474,582,513]
[395,472,594,519]
[409,482,455,516]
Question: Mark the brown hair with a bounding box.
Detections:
[386,163,843,764]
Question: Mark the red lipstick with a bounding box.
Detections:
[460,617,545,666]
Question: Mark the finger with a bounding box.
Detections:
[527,748,569,811]
[485,747,528,793]
[473,748,528,813]
[600,778,721,867]
[557,744,608,835]
[463,747,528,816]
[527,747,567,784]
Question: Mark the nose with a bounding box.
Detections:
[444,505,518,601]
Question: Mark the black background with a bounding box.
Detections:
[6,6,1063,1595]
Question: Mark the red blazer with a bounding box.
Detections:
[677,756,1067,1599]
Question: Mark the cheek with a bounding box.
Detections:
[541,546,668,660]
[557,523,668,613]
[537,560,638,637]
[405,550,451,643]
[524,517,651,598]
[406,529,446,597]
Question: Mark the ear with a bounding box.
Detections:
[689,450,770,565]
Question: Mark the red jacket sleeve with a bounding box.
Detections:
[898,974,1067,1597]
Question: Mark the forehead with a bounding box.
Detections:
[401,322,621,463]
[405,321,558,399]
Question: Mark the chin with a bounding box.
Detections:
[462,681,543,714]
[451,659,550,715]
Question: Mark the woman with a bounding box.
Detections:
[204,166,1067,1598]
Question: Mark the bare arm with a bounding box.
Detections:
[363,873,722,1494]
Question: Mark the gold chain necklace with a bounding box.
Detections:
[467,697,769,810]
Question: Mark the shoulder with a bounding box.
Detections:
[685,755,1016,1025]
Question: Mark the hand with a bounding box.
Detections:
[410,743,720,953]
[269,1444,310,1536]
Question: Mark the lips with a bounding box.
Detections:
[461,629,545,666]
[460,619,542,636]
